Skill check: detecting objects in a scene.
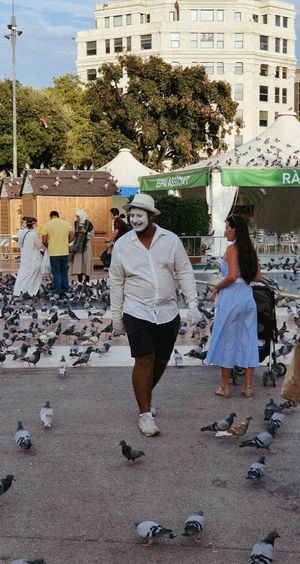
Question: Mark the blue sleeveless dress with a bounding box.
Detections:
[206,258,259,368]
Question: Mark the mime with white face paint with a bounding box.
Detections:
[109,194,200,437]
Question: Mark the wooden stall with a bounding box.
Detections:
[0,177,22,235]
[20,170,118,263]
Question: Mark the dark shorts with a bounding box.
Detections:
[123,313,180,360]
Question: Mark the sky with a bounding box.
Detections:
[0,0,299,89]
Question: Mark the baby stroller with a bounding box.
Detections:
[232,280,286,387]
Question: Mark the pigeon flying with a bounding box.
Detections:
[119,440,145,462]
[249,531,280,563]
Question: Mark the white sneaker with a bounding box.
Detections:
[139,413,160,437]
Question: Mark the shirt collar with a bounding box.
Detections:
[129,223,166,242]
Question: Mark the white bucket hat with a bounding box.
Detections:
[123,194,161,215]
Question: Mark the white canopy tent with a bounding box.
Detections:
[98,148,155,196]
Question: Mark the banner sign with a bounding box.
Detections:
[140,169,209,192]
[221,168,300,187]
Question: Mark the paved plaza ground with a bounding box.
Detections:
[0,365,299,563]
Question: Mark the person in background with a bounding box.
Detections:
[109,194,201,437]
[107,208,128,244]
[41,211,73,296]
[206,214,261,399]
[69,210,94,283]
[13,217,42,297]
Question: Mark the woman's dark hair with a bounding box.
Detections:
[26,217,37,229]
[226,215,258,284]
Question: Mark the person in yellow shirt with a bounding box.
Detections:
[41,211,74,295]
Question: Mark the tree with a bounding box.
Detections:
[85,55,238,169]
[154,195,209,236]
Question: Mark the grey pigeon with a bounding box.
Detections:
[40,401,53,428]
[119,440,145,462]
[72,346,93,366]
[173,349,183,366]
[249,531,280,563]
[239,428,275,450]
[21,348,41,367]
[201,412,237,432]
[246,456,266,482]
[135,520,176,546]
[269,409,285,430]
[279,399,297,413]
[182,511,204,540]
[0,474,15,500]
[15,421,31,450]
[264,399,279,421]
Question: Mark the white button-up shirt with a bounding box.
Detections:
[109,224,198,325]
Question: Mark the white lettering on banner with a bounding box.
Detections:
[282,171,300,184]
[156,175,190,189]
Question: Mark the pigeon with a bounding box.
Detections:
[135,521,176,546]
[0,474,15,502]
[69,341,79,356]
[279,399,297,413]
[249,531,280,563]
[7,343,29,360]
[11,560,46,564]
[215,416,253,438]
[72,346,93,366]
[264,399,279,421]
[239,427,275,450]
[119,440,145,462]
[21,348,41,367]
[173,349,183,366]
[182,511,204,541]
[178,321,188,336]
[40,401,53,428]
[15,421,32,449]
[246,456,266,482]
[268,409,285,430]
[58,355,67,375]
[201,412,237,432]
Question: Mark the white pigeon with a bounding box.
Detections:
[15,421,31,450]
[135,520,176,545]
[58,355,67,376]
[173,349,183,367]
[40,401,53,428]
[182,511,205,541]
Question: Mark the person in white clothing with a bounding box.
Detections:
[109,194,200,437]
[13,217,42,297]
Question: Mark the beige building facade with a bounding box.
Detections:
[295,68,300,117]
[76,0,296,149]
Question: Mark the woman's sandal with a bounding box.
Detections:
[215,385,230,398]
[242,385,253,398]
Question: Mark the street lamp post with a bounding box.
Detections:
[5,0,22,177]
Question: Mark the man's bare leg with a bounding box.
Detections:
[152,357,168,389]
[132,353,155,413]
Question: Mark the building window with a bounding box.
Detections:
[203,63,214,76]
[104,17,110,28]
[200,33,213,48]
[253,14,258,22]
[216,10,224,21]
[234,62,243,75]
[216,33,224,48]
[275,38,280,53]
[217,62,224,75]
[282,67,287,79]
[126,14,132,25]
[87,69,97,81]
[126,37,132,51]
[259,111,268,127]
[262,14,268,24]
[234,84,243,101]
[169,11,175,21]
[260,64,268,76]
[275,66,280,78]
[114,38,123,53]
[260,35,269,51]
[86,41,97,56]
[275,15,280,26]
[282,88,287,104]
[146,14,151,23]
[190,33,198,48]
[234,12,241,22]
[259,85,268,102]
[105,39,110,54]
[234,135,243,148]
[141,34,152,50]
[282,39,287,54]
[190,10,197,21]
[283,16,288,28]
[113,15,122,27]
[140,13,144,23]
[199,10,214,21]
[275,112,279,120]
[275,87,280,103]
[171,33,180,48]
[235,33,244,48]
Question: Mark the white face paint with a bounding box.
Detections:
[129,208,149,232]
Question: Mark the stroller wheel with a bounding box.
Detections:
[277,362,287,377]
[271,363,282,378]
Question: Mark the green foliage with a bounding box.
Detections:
[154,195,209,236]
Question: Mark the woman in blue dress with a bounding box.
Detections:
[206,215,261,398]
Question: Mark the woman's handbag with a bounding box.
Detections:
[100,244,113,268]
[281,340,300,404]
